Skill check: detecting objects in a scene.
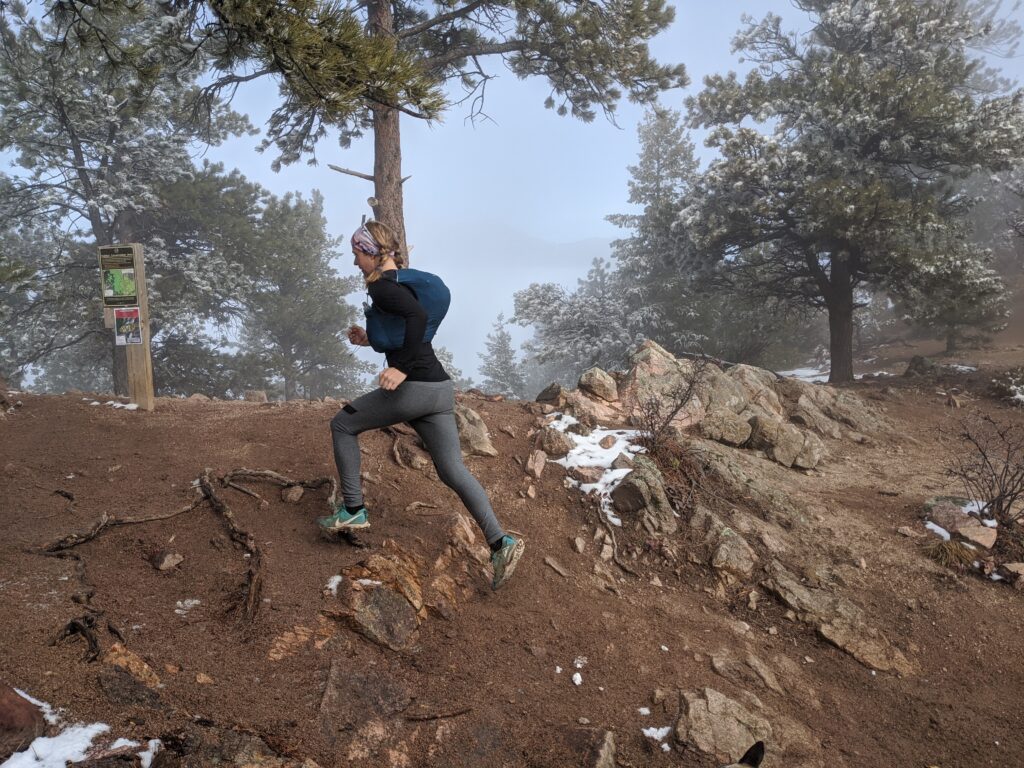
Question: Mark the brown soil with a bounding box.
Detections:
[2,341,1024,767]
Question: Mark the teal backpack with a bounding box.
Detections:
[364,268,451,353]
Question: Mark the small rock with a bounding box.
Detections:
[544,557,569,578]
[570,466,604,485]
[600,543,614,562]
[527,485,537,499]
[105,643,160,688]
[527,450,548,479]
[281,486,304,503]
[767,627,778,636]
[573,537,586,554]
[747,591,760,611]
[610,453,635,470]
[804,656,814,664]
[195,673,215,685]
[598,435,616,450]
[897,526,920,538]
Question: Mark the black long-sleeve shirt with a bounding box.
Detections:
[367,270,449,382]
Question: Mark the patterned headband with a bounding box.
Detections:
[351,224,381,257]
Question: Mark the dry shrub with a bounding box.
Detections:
[924,538,975,569]
[945,412,1024,528]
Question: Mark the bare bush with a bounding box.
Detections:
[945,413,1024,527]
[634,355,711,461]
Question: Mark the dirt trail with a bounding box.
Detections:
[2,352,1024,766]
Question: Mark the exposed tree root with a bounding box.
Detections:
[199,469,264,622]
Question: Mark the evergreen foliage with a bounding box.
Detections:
[478,314,526,398]
[679,0,1024,382]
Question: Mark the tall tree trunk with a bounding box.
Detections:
[826,259,855,384]
[368,0,408,256]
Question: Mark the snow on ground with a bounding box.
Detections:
[778,367,829,382]
[325,575,343,595]
[4,691,161,768]
[548,413,644,527]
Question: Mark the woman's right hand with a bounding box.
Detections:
[348,325,370,346]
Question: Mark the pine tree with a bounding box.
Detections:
[478,314,526,398]
[680,0,1024,382]
[240,191,371,399]
[122,0,689,246]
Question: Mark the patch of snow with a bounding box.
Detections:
[549,414,645,528]
[638,707,651,716]
[572,672,583,686]
[3,723,110,767]
[13,689,59,725]
[660,645,669,652]
[778,367,829,382]
[325,575,343,595]
[573,656,587,669]
[555,666,562,674]
[139,739,162,767]
[661,743,672,752]
[947,364,977,373]
[110,738,140,749]
[356,579,382,587]
[982,519,998,528]
[642,726,672,741]
[925,522,951,541]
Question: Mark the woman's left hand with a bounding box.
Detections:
[379,367,407,391]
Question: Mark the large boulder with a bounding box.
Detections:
[1,684,46,761]
[578,367,618,402]
[535,382,567,407]
[675,688,773,764]
[562,390,621,428]
[609,456,677,534]
[747,414,825,470]
[454,404,498,457]
[700,409,753,447]
[618,341,708,431]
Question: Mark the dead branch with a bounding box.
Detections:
[200,470,264,622]
[404,706,472,722]
[41,499,203,553]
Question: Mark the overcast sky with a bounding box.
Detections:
[187,2,1023,380]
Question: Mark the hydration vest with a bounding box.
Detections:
[364,268,451,353]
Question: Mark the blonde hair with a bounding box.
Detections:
[362,220,408,284]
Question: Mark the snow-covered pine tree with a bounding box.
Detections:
[0,2,250,390]
[680,0,1024,382]
[478,314,526,398]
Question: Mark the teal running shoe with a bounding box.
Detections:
[491,534,525,590]
[318,505,370,532]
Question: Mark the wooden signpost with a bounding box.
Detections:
[98,244,154,411]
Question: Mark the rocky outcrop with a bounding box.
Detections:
[764,561,914,676]
[689,505,758,583]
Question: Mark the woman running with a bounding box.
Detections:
[318,220,525,590]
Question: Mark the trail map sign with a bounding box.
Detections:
[98,244,154,410]
[99,247,139,307]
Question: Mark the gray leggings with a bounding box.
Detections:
[330,379,506,545]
